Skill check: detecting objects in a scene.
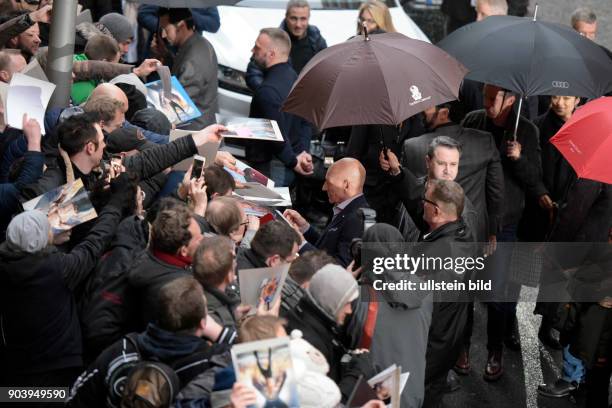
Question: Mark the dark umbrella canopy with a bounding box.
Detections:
[282,32,468,130]
[136,0,240,7]
[437,15,612,99]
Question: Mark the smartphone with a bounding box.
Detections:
[191,155,206,180]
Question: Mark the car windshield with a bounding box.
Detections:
[236,0,398,10]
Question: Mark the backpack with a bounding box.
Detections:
[107,333,223,408]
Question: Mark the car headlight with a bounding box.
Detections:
[218,65,252,96]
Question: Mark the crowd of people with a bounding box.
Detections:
[0,0,610,407]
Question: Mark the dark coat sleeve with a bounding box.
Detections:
[123,135,197,181]
[60,205,122,291]
[250,85,298,168]
[510,125,547,197]
[0,151,44,216]
[191,7,220,33]
[485,138,504,235]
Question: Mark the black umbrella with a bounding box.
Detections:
[136,0,240,7]
[437,14,612,100]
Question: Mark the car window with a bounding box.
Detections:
[236,0,398,10]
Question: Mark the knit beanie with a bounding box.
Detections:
[6,210,50,253]
[306,264,358,321]
[99,13,133,43]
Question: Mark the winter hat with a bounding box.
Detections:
[306,264,358,321]
[6,210,50,253]
[289,329,329,375]
[99,13,134,43]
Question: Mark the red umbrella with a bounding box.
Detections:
[282,32,468,130]
[550,97,612,184]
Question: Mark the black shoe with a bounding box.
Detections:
[537,378,577,398]
[443,370,461,393]
[538,322,563,350]
[483,350,503,382]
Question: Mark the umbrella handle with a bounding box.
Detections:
[513,97,523,141]
[363,22,370,41]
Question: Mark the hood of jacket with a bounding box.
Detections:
[361,223,426,309]
[137,323,206,361]
[0,242,57,285]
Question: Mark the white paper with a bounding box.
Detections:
[6,85,45,135]
[10,72,56,109]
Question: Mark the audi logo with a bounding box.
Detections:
[552,81,570,89]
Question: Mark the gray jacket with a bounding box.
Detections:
[173,33,218,130]
[402,123,504,240]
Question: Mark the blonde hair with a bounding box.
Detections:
[357,0,396,34]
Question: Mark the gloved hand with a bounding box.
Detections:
[107,172,138,215]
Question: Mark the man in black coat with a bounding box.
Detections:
[416,179,475,408]
[246,0,327,90]
[67,276,236,408]
[128,204,203,330]
[462,84,545,380]
[248,27,313,187]
[402,102,504,243]
[284,158,369,267]
[0,174,133,389]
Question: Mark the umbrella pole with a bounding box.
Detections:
[513,96,523,141]
[533,4,539,21]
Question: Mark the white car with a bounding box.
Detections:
[204,0,429,117]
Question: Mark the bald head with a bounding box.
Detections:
[89,83,129,111]
[323,158,365,205]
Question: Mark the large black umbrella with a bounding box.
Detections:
[136,0,240,7]
[437,15,612,99]
[282,32,468,130]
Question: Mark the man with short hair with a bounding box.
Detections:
[67,276,236,407]
[246,0,327,90]
[0,48,26,82]
[236,220,301,270]
[3,10,40,61]
[475,0,508,21]
[193,235,240,328]
[571,7,597,41]
[462,83,544,381]
[128,205,203,329]
[402,101,504,243]
[203,165,235,200]
[284,158,369,267]
[248,27,313,187]
[83,96,126,134]
[157,7,218,130]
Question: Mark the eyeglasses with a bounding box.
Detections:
[422,198,440,209]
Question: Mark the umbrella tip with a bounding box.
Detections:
[362,22,370,41]
[533,4,539,21]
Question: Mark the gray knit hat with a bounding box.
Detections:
[307,264,358,321]
[6,210,50,253]
[99,13,134,43]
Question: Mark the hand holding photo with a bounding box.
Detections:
[238,264,289,314]
[219,117,284,142]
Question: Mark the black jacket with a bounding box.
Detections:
[0,204,122,375]
[416,220,474,384]
[302,194,369,267]
[246,21,327,90]
[248,62,311,169]
[462,109,545,228]
[202,285,240,328]
[128,251,193,331]
[236,246,267,271]
[20,134,197,200]
[401,123,504,238]
[67,324,230,408]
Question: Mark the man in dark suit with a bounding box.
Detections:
[284,158,368,267]
[402,102,504,244]
[248,27,313,187]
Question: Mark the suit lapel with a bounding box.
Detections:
[316,195,367,246]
